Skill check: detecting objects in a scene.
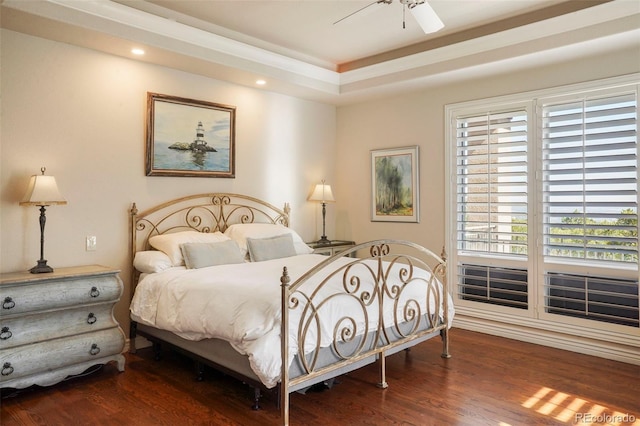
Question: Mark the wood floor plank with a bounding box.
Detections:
[1,329,638,425]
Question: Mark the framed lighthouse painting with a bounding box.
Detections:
[145,92,236,178]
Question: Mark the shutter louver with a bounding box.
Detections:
[450,80,638,330]
[542,93,638,263]
[456,110,528,256]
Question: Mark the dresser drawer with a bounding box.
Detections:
[0,303,117,350]
[0,327,125,383]
[0,274,121,316]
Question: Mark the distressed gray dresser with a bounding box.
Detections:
[0,265,125,389]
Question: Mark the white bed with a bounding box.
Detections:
[129,193,453,425]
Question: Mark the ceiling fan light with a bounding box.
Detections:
[409,2,444,34]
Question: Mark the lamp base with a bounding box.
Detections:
[29,259,53,274]
[315,236,332,245]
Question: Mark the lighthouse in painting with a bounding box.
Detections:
[168,121,217,152]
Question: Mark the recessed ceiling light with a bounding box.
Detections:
[131,48,145,55]
[256,79,266,86]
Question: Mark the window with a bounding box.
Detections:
[456,110,528,256]
[448,77,639,333]
[546,273,638,327]
[542,92,638,264]
[455,108,530,309]
[459,264,528,309]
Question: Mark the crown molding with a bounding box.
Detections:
[2,0,639,105]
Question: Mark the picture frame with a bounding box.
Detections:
[371,146,419,222]
[145,92,236,178]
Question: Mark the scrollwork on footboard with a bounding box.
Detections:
[279,240,450,425]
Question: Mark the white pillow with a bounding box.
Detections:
[149,230,230,266]
[133,250,173,274]
[224,223,313,258]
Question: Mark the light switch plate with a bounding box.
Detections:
[86,235,97,251]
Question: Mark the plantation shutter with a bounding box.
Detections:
[455,109,529,309]
[541,92,638,264]
[449,79,639,330]
[456,110,528,256]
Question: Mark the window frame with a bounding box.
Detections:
[446,74,640,336]
[451,99,536,319]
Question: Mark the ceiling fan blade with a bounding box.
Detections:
[333,0,391,25]
[409,1,444,34]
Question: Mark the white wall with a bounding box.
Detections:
[0,29,337,331]
[3,26,639,345]
[334,44,640,363]
[335,45,640,255]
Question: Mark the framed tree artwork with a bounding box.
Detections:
[145,92,236,178]
[371,146,419,222]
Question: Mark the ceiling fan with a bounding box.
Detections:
[334,0,444,34]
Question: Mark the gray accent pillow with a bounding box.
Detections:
[247,233,297,262]
[180,240,245,269]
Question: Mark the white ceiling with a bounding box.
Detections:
[121,0,570,68]
[2,0,640,105]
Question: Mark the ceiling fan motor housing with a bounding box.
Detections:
[399,0,427,8]
[339,0,443,34]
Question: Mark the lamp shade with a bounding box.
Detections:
[20,171,67,206]
[308,182,335,203]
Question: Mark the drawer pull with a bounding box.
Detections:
[0,326,12,340]
[89,287,100,298]
[89,343,101,356]
[2,297,15,310]
[87,313,97,325]
[1,362,14,376]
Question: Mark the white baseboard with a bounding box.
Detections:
[123,337,152,354]
[453,315,640,365]
[133,336,152,350]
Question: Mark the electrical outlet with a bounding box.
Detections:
[86,236,97,251]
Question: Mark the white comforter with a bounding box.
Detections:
[130,254,454,388]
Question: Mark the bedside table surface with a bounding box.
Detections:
[1,265,119,285]
[306,240,355,249]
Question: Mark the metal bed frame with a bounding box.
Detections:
[129,193,451,425]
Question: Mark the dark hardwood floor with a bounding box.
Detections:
[1,328,638,425]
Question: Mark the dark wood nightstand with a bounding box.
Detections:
[306,240,356,256]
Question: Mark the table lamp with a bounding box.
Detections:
[308,180,335,244]
[20,167,67,273]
